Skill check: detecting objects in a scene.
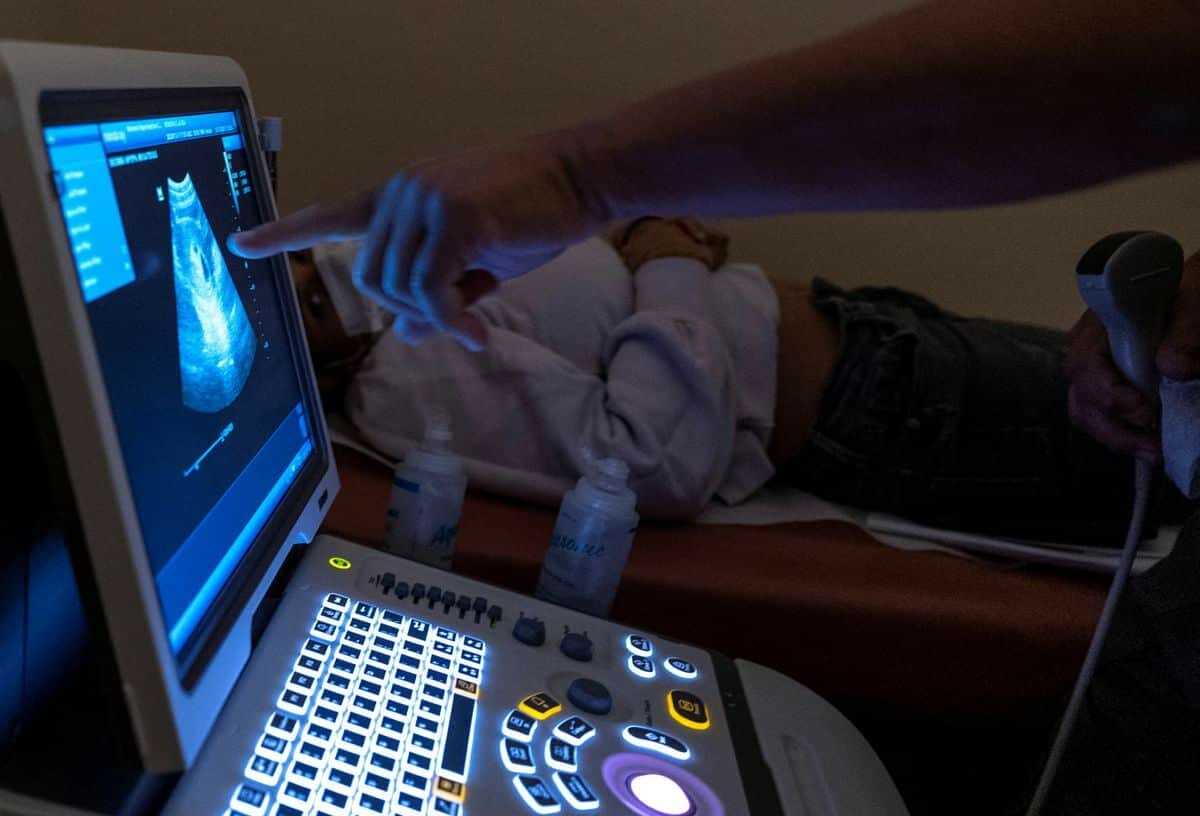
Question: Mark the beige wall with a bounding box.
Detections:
[7,0,1198,328]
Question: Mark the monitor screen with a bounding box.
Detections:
[41,92,318,660]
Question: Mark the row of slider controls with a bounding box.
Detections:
[388,581,504,624]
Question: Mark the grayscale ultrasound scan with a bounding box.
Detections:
[169,173,256,413]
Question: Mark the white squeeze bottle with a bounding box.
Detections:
[535,457,640,617]
[385,411,468,569]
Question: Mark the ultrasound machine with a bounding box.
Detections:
[0,41,909,815]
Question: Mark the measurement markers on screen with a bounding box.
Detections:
[184,422,235,477]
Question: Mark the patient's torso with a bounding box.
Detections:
[469,239,633,374]
[345,237,780,510]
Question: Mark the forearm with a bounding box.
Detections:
[564,0,1200,218]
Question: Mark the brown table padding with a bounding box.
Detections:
[321,443,1107,729]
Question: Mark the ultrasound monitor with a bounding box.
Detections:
[44,103,314,656]
[0,42,339,772]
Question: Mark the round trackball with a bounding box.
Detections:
[627,772,694,815]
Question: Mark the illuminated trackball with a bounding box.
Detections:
[629,773,693,815]
[603,753,723,816]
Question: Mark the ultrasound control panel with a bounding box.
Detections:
[169,536,909,816]
[347,551,757,815]
[169,536,764,815]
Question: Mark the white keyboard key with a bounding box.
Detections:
[305,721,335,747]
[265,712,300,741]
[330,745,364,775]
[276,779,314,811]
[256,732,292,763]
[359,769,393,798]
[310,619,339,641]
[294,651,324,676]
[244,753,282,787]
[393,790,426,815]
[286,757,321,786]
[277,688,311,717]
[229,783,268,816]
[323,763,356,795]
[314,785,350,815]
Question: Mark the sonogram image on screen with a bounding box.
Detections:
[169,173,256,412]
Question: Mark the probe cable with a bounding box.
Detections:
[1025,460,1154,815]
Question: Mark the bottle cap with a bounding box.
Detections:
[590,457,630,491]
[404,407,464,476]
[572,456,637,518]
[422,407,453,453]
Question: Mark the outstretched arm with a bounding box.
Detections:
[232,0,1200,339]
[571,0,1200,217]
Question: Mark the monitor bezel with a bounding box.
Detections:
[0,41,340,772]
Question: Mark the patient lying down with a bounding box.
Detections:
[291,218,1161,542]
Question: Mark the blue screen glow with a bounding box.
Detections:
[43,104,314,657]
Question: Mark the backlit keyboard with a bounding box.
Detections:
[228,593,486,816]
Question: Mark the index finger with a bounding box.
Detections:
[227,186,382,259]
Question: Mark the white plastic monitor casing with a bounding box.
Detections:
[0,40,339,773]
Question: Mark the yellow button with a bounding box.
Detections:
[667,689,711,731]
[436,777,465,803]
[328,556,352,570]
[455,678,479,698]
[518,692,562,720]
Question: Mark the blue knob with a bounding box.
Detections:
[560,631,594,662]
[513,616,546,647]
[567,678,611,716]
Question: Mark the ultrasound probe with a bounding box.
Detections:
[1026,231,1183,814]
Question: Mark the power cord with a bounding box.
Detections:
[1025,459,1154,815]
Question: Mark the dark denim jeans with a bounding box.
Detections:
[780,278,1187,544]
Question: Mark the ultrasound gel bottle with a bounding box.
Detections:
[535,457,640,617]
[385,411,467,570]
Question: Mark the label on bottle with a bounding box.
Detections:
[535,504,637,617]
[385,472,463,569]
